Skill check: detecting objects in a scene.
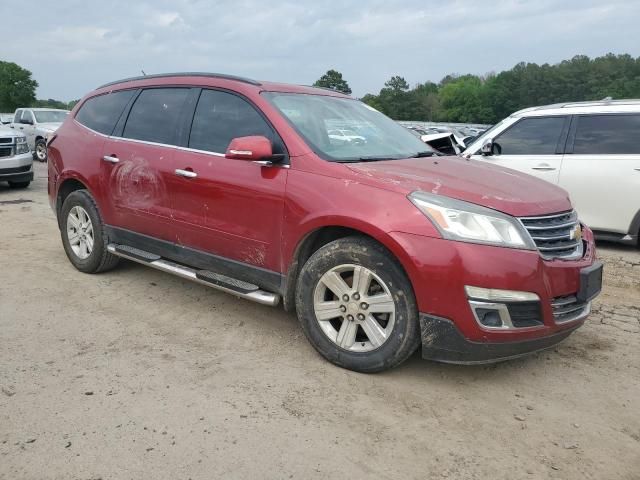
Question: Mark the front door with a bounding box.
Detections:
[100,87,191,241]
[21,110,37,150]
[473,116,569,184]
[559,113,640,234]
[170,89,288,272]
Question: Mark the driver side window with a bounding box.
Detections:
[493,117,566,155]
[189,90,275,154]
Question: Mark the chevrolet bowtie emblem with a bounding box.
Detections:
[570,224,582,241]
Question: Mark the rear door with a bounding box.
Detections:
[473,116,569,184]
[560,113,640,235]
[170,88,288,272]
[100,87,191,240]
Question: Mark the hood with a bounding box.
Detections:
[345,156,572,217]
[37,122,62,131]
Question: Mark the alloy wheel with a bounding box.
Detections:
[66,206,94,259]
[313,264,396,352]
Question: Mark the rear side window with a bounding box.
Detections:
[123,88,189,145]
[573,114,640,154]
[494,117,565,155]
[76,90,135,135]
[189,90,274,153]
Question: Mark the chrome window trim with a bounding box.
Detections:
[74,118,290,166]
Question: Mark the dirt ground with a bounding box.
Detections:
[1,163,639,480]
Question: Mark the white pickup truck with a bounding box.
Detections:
[0,125,33,188]
[10,108,69,162]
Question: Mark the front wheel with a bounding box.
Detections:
[34,139,47,162]
[296,236,420,373]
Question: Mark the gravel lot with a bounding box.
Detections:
[1,163,639,479]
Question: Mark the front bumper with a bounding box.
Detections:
[389,226,599,361]
[420,314,582,364]
[0,153,34,183]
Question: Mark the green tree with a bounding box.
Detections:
[439,75,492,123]
[0,61,38,112]
[313,69,352,95]
[33,98,70,109]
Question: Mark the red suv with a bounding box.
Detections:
[47,73,602,372]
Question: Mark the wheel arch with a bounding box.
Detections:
[55,174,94,229]
[282,218,418,313]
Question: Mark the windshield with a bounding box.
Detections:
[263,92,437,162]
[33,110,69,123]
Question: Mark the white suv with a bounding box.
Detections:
[463,100,640,245]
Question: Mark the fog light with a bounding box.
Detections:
[476,308,503,328]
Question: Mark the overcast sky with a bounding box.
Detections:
[4,0,640,101]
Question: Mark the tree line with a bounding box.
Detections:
[316,53,640,124]
[0,61,78,112]
[3,53,640,122]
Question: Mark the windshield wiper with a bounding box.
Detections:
[356,156,399,162]
[410,151,440,158]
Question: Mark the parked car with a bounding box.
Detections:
[0,114,14,125]
[464,99,640,246]
[406,126,464,155]
[0,125,33,188]
[10,108,69,162]
[328,128,366,145]
[48,72,602,372]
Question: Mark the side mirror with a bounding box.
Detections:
[480,140,493,155]
[225,136,273,161]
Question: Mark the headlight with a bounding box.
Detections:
[15,136,29,154]
[408,191,536,249]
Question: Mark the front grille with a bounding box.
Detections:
[551,295,590,323]
[0,137,13,144]
[506,301,543,328]
[519,210,583,259]
[0,165,30,174]
[0,146,13,158]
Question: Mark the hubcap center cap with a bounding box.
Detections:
[347,302,359,313]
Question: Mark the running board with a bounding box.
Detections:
[107,244,280,307]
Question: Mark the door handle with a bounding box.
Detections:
[175,168,197,178]
[102,155,119,164]
[19,127,24,130]
[635,168,640,172]
[531,164,556,171]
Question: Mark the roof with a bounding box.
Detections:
[512,98,640,117]
[96,72,351,98]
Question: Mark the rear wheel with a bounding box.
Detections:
[8,181,30,189]
[296,236,420,373]
[60,190,119,273]
[34,139,47,162]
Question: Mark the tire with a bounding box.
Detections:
[296,236,420,373]
[34,139,47,162]
[8,181,30,189]
[60,190,119,273]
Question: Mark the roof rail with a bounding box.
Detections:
[97,72,261,89]
[304,85,349,95]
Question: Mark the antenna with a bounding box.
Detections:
[141,69,147,76]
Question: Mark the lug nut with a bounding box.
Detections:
[360,302,368,310]
[353,293,360,300]
[340,305,347,313]
[342,294,349,302]
[357,313,365,321]
[347,315,354,321]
